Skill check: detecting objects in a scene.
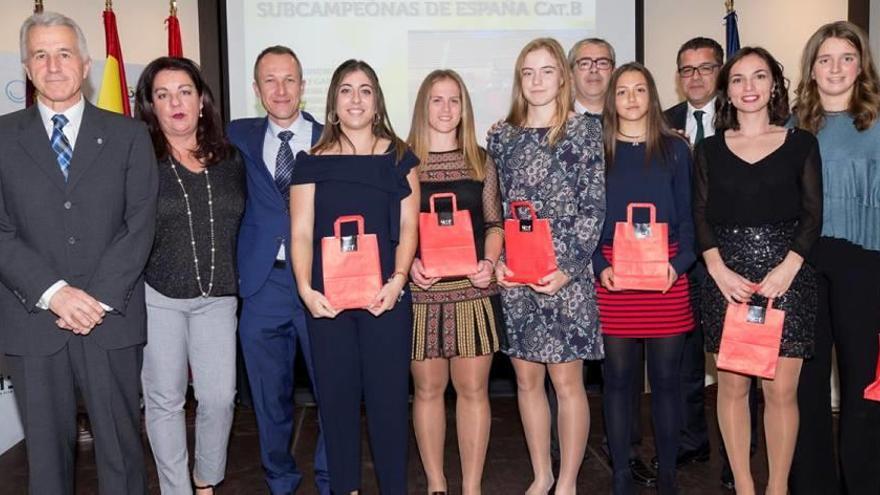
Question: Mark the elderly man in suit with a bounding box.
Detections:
[227,45,329,495]
[0,12,158,495]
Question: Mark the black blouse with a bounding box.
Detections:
[145,151,245,298]
[692,128,822,258]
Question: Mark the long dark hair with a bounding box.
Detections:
[134,56,231,166]
[311,59,406,161]
[602,62,684,172]
[715,46,790,132]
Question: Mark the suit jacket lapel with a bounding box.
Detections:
[18,106,67,192]
[66,103,106,191]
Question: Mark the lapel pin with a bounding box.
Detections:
[96,137,103,145]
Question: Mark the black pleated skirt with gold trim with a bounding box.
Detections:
[410,279,505,360]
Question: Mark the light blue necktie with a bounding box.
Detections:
[275,130,295,204]
[50,114,73,181]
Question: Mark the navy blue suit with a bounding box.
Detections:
[227,113,329,495]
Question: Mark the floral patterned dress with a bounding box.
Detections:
[487,115,606,363]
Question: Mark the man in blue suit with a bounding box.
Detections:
[227,45,329,495]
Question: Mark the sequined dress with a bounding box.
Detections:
[693,128,822,358]
[411,150,505,360]
[487,115,606,363]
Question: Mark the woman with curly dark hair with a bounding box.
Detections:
[693,46,822,495]
[135,56,244,494]
[789,21,880,495]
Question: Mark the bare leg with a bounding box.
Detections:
[761,357,803,495]
[716,366,756,495]
[412,358,451,493]
[548,360,588,495]
[511,357,555,494]
[450,355,493,495]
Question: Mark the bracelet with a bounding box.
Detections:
[389,271,407,282]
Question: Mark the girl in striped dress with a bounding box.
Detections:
[594,63,695,495]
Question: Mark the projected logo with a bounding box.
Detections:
[5,79,26,105]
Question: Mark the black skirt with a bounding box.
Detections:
[702,221,817,359]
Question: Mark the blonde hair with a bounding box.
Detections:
[794,21,880,133]
[505,38,573,146]
[407,70,487,180]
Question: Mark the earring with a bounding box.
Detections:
[328,111,340,125]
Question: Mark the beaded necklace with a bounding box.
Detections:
[169,157,215,297]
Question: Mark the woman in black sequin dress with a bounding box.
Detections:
[693,47,822,495]
[694,48,822,495]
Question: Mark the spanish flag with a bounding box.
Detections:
[167,2,183,57]
[97,5,131,116]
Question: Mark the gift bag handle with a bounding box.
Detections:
[334,215,365,238]
[626,203,657,224]
[509,201,538,221]
[429,193,458,213]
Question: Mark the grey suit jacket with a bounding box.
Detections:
[0,102,158,356]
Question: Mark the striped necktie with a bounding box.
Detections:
[275,130,295,205]
[51,114,73,181]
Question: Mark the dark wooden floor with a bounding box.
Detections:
[0,384,778,494]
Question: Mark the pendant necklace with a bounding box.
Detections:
[169,157,216,297]
[617,129,646,146]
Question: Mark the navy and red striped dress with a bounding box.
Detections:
[592,138,696,338]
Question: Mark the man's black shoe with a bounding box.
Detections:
[629,458,657,487]
[720,462,735,491]
[650,448,711,469]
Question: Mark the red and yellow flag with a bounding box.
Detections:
[167,1,183,57]
[97,5,130,116]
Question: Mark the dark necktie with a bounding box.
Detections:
[275,130,294,204]
[693,110,705,144]
[51,114,73,181]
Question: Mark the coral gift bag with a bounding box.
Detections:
[864,335,880,401]
[321,215,382,310]
[717,297,785,379]
[504,201,557,284]
[419,193,478,278]
[612,203,669,291]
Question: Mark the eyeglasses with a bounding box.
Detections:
[678,63,720,78]
[575,57,613,71]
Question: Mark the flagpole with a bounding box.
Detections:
[171,0,178,16]
[725,0,734,14]
[35,0,43,13]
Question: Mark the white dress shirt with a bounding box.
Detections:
[262,113,314,260]
[685,98,717,145]
[35,96,112,311]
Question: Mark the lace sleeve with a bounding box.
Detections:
[481,153,503,232]
[692,140,717,254]
[790,135,823,257]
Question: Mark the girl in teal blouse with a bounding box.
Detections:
[790,21,880,495]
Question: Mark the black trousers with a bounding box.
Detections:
[790,237,880,495]
[306,301,412,495]
[6,338,146,495]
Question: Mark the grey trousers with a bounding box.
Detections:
[142,284,238,494]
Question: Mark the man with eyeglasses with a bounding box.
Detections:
[568,37,616,117]
[663,37,757,492]
[664,37,722,143]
